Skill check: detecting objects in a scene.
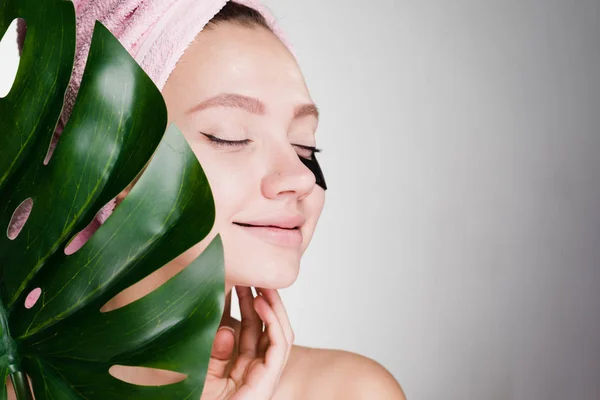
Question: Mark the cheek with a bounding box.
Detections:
[189,146,255,224]
[301,189,326,250]
[309,189,326,219]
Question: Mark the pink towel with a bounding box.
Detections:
[13,0,292,260]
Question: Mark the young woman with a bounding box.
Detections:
[10,1,406,399]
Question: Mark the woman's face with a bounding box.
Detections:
[160,21,325,290]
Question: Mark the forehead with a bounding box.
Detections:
[167,23,312,111]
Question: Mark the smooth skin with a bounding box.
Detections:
[5,19,406,400]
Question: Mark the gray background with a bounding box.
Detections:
[2,1,599,399]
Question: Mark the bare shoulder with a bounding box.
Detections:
[277,345,407,400]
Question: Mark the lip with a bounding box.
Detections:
[233,215,305,247]
[235,214,306,230]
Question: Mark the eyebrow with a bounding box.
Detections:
[185,93,319,121]
[186,93,265,115]
[294,103,320,120]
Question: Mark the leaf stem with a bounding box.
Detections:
[1,290,33,399]
[10,371,34,400]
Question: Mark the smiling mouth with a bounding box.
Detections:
[233,222,299,230]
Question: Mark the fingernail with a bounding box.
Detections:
[218,326,235,335]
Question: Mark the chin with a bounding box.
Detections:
[219,222,306,289]
[225,247,301,290]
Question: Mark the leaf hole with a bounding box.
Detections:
[64,199,117,255]
[63,215,102,256]
[109,365,187,387]
[7,198,33,240]
[24,287,42,309]
[0,18,25,98]
[100,258,187,313]
[42,126,62,166]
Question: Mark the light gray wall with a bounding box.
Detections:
[259,1,600,399]
[0,21,19,98]
[2,1,600,399]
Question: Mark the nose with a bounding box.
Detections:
[261,145,316,201]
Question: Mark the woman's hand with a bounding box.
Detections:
[200,285,294,400]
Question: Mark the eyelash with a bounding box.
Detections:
[200,132,322,156]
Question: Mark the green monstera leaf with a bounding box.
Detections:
[0,0,225,399]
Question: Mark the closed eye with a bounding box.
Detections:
[292,143,321,160]
[199,132,322,159]
[200,132,251,147]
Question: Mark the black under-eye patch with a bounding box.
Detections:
[298,153,327,190]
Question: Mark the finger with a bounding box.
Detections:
[257,288,294,365]
[229,296,286,397]
[236,286,263,358]
[257,288,294,347]
[206,326,236,379]
[257,331,270,356]
[253,294,287,379]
